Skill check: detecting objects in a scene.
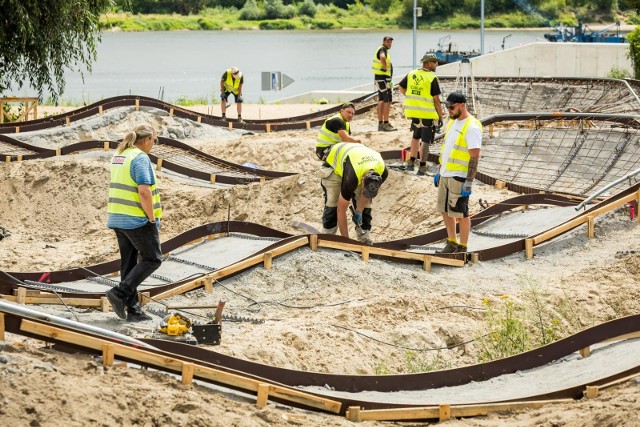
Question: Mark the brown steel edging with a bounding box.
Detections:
[1,134,295,184]
[1,306,638,414]
[139,314,640,397]
[0,94,377,135]
[0,221,292,296]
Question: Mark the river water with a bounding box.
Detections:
[24,29,550,104]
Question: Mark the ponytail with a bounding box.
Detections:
[116,123,155,154]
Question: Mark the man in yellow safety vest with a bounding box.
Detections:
[315,102,362,160]
[220,66,244,123]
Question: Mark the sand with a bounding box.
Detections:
[0,103,639,426]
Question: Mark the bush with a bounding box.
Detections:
[239,0,265,20]
[264,0,296,19]
[310,19,336,29]
[259,19,298,29]
[197,17,222,30]
[298,0,317,17]
[607,65,631,78]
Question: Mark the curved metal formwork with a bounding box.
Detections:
[0,94,378,135]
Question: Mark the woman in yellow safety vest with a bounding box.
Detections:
[106,123,163,322]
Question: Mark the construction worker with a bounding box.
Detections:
[434,92,483,253]
[106,123,162,322]
[318,142,388,245]
[315,102,362,160]
[372,36,395,131]
[398,52,445,176]
[220,66,243,123]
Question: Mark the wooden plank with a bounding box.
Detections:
[423,257,432,272]
[102,344,114,366]
[16,287,26,304]
[584,386,599,399]
[318,239,464,267]
[265,123,271,133]
[156,158,163,171]
[346,406,362,422]
[525,238,534,259]
[534,192,638,245]
[471,253,479,264]
[309,234,318,251]
[439,404,451,421]
[169,108,174,117]
[182,363,194,385]
[19,319,341,413]
[587,216,595,239]
[103,141,109,151]
[100,297,109,313]
[579,347,591,358]
[256,383,269,408]
[495,180,506,190]
[135,99,140,111]
[263,252,273,270]
[210,174,216,184]
[99,105,103,115]
[22,297,101,307]
[361,247,370,262]
[203,277,213,293]
[197,116,201,123]
[602,331,640,343]
[354,399,573,421]
[598,372,640,390]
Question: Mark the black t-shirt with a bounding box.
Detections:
[398,72,441,96]
[325,116,348,134]
[340,160,389,201]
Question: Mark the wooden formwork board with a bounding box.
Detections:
[20,319,341,414]
[346,399,573,422]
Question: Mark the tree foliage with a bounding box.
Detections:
[627,26,640,78]
[0,0,113,102]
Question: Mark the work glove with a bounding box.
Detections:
[461,180,473,197]
[353,211,363,226]
[433,173,440,188]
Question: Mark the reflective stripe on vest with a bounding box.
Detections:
[108,147,163,219]
[372,46,391,76]
[440,116,483,174]
[223,70,241,94]
[316,114,350,148]
[403,69,438,119]
[326,142,385,184]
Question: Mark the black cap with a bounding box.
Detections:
[383,36,394,41]
[362,171,383,198]
[443,92,467,105]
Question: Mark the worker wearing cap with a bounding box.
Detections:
[372,36,395,132]
[315,102,362,160]
[220,66,244,123]
[318,142,388,245]
[434,92,482,254]
[398,52,444,176]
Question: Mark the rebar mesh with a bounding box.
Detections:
[151,144,267,180]
[446,118,640,197]
[440,78,640,116]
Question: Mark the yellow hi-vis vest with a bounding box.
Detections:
[403,69,439,120]
[223,70,242,94]
[372,46,391,77]
[326,143,385,184]
[108,147,162,219]
[440,116,483,174]
[316,114,350,149]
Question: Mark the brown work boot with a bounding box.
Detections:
[403,159,415,172]
[382,122,396,131]
[416,164,428,176]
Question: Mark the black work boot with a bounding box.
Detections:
[106,289,126,320]
[126,303,152,322]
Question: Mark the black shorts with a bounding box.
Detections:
[223,91,243,103]
[375,77,392,103]
[410,118,436,143]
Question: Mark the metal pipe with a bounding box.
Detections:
[0,300,157,350]
[575,166,640,211]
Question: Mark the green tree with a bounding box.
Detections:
[0,0,113,103]
[239,0,265,19]
[627,26,640,78]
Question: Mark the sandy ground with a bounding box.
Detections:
[1,103,639,426]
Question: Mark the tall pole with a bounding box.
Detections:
[412,0,417,69]
[480,0,485,54]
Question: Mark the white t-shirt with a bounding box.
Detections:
[439,117,482,178]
